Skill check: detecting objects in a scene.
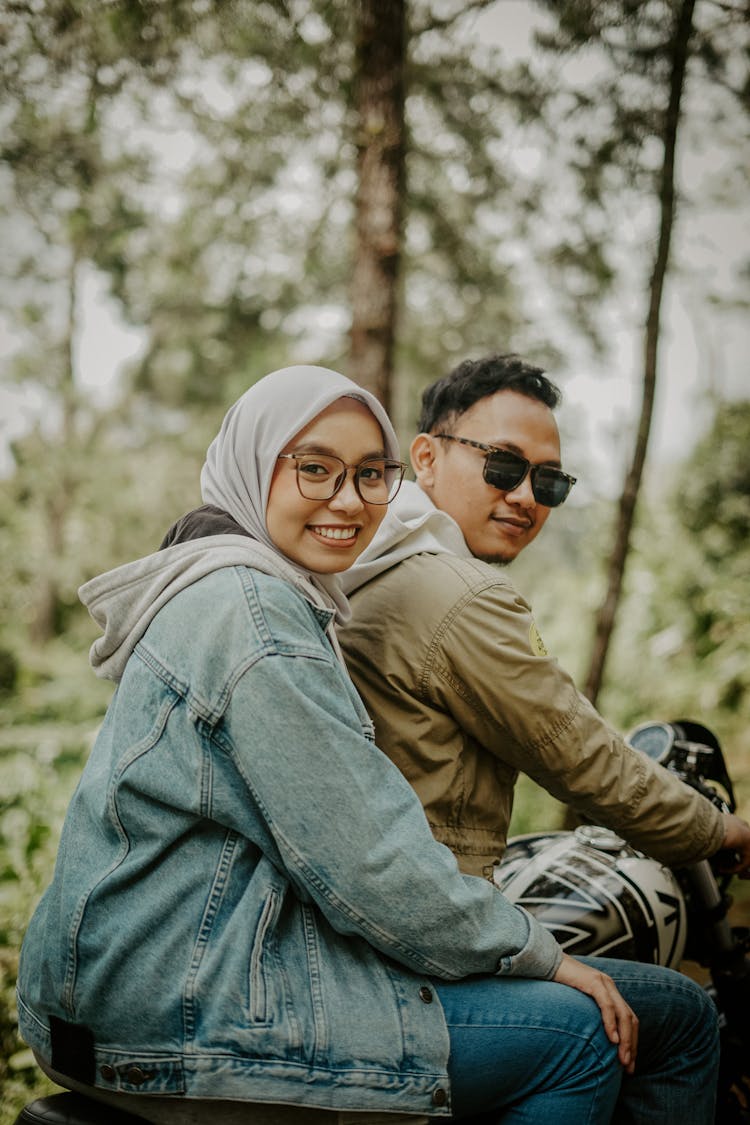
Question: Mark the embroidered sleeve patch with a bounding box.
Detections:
[529,621,548,657]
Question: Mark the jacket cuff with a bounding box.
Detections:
[495,907,563,979]
[696,798,727,862]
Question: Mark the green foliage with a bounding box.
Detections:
[0,652,18,698]
[508,773,568,837]
[597,402,750,729]
[676,401,750,547]
[0,635,112,1121]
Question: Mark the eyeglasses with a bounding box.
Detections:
[434,434,576,507]
[277,453,407,505]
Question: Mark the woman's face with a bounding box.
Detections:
[266,398,390,573]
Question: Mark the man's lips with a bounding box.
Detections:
[308,525,361,543]
[490,515,532,537]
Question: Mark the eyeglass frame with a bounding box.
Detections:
[433,433,576,506]
[276,452,407,505]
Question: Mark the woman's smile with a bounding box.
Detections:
[308,524,361,543]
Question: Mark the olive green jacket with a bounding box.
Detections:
[339,550,725,879]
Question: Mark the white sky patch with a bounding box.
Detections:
[0,385,47,476]
[73,268,148,408]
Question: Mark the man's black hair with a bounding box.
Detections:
[417,353,562,434]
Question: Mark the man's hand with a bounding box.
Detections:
[552,952,638,1073]
[719,812,750,878]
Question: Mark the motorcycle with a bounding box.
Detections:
[493,719,750,1125]
[14,719,749,1125]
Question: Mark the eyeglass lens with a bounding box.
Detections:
[294,455,403,504]
[483,450,572,507]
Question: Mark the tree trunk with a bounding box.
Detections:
[349,0,407,411]
[582,0,696,705]
[31,253,79,643]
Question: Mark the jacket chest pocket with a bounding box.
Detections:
[248,887,283,1025]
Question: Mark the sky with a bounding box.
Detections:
[1,1,747,490]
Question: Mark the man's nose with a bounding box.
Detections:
[503,472,535,508]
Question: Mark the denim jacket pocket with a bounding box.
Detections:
[248,887,282,1025]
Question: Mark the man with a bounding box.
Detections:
[339,352,750,879]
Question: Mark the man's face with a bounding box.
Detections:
[411,390,563,563]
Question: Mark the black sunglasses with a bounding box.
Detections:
[434,434,576,507]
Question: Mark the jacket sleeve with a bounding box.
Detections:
[222,634,562,984]
[431,576,725,867]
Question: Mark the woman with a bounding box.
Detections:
[18,365,641,1124]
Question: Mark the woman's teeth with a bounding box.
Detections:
[311,526,357,540]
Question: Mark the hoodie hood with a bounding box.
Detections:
[79,536,340,681]
[339,480,471,595]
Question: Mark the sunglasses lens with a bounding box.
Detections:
[483,451,528,491]
[531,467,572,508]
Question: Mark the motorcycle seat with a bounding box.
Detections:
[14,1092,149,1123]
[14,1093,431,1125]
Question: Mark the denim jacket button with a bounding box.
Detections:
[124,1066,148,1085]
[432,1087,448,1106]
[418,985,434,1003]
[99,1064,116,1081]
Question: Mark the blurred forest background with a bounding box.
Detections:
[1,0,748,1119]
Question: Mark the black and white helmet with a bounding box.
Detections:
[493,825,687,969]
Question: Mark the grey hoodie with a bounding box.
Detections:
[340,480,472,594]
[79,536,340,682]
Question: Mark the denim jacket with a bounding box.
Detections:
[18,560,561,1117]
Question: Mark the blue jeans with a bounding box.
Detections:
[434,957,720,1124]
